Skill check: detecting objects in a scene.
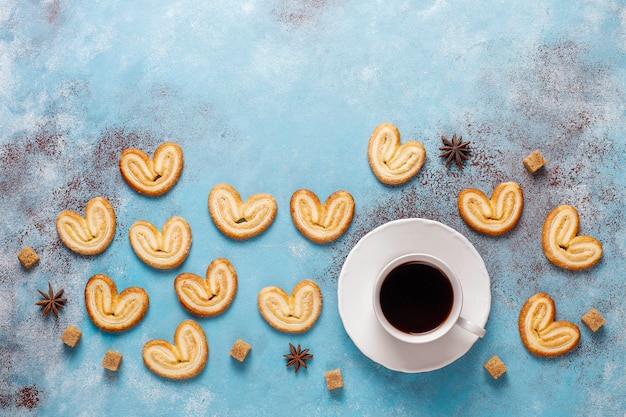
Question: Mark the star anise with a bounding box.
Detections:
[283,343,313,373]
[35,283,67,318]
[439,134,471,168]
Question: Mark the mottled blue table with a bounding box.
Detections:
[1,1,625,416]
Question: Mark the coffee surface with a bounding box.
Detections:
[379,262,454,334]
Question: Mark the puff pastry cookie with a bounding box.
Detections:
[518,292,580,357]
[56,196,116,255]
[258,279,322,333]
[142,319,208,380]
[457,182,524,235]
[367,122,426,185]
[542,205,602,270]
[129,216,192,269]
[119,142,183,196]
[84,274,149,332]
[174,258,238,316]
[290,189,354,243]
[208,183,277,239]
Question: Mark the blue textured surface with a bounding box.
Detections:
[1,1,625,416]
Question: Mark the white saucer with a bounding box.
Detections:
[337,218,491,373]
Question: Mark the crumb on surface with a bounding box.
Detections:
[102,350,123,371]
[61,325,82,347]
[18,246,40,269]
[229,338,251,362]
[324,368,344,390]
[581,308,605,332]
[522,150,546,174]
[484,355,507,379]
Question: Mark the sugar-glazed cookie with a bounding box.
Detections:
[119,142,183,196]
[518,292,580,357]
[290,189,354,243]
[258,279,322,333]
[542,205,602,270]
[208,183,277,239]
[85,274,149,332]
[457,182,524,236]
[142,319,208,380]
[367,122,426,185]
[129,216,192,269]
[174,258,238,316]
[56,196,116,255]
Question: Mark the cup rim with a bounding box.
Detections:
[372,253,463,344]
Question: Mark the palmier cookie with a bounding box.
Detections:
[458,182,524,236]
[142,319,208,380]
[518,292,580,357]
[119,142,183,196]
[258,279,322,333]
[56,196,116,255]
[129,216,192,269]
[175,258,237,316]
[208,183,277,239]
[367,122,426,185]
[85,274,149,332]
[290,189,354,243]
[542,205,602,270]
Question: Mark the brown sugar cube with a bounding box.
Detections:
[18,246,40,269]
[60,325,82,347]
[523,150,547,174]
[484,355,507,379]
[102,350,123,371]
[229,338,251,362]
[581,308,606,332]
[324,368,344,390]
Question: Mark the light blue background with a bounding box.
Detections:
[1,1,625,416]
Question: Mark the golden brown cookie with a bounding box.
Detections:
[56,196,116,255]
[518,292,580,357]
[367,122,426,185]
[258,279,322,333]
[290,189,354,243]
[174,258,238,316]
[542,205,602,270]
[84,274,149,332]
[142,319,208,380]
[457,182,524,236]
[119,142,183,196]
[129,216,192,269]
[208,183,277,239]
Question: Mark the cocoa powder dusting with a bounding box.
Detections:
[0,385,42,410]
[15,385,40,410]
[272,0,330,28]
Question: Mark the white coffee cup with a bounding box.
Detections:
[373,253,486,344]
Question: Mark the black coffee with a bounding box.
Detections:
[379,261,453,334]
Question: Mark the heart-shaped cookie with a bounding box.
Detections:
[84,274,149,332]
[142,319,208,380]
[542,205,602,270]
[129,216,192,269]
[174,258,238,316]
[119,141,183,196]
[290,189,354,243]
[367,122,426,185]
[258,279,322,332]
[56,196,116,255]
[518,292,580,357]
[208,183,277,239]
[457,182,524,235]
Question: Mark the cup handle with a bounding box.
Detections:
[456,316,486,338]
